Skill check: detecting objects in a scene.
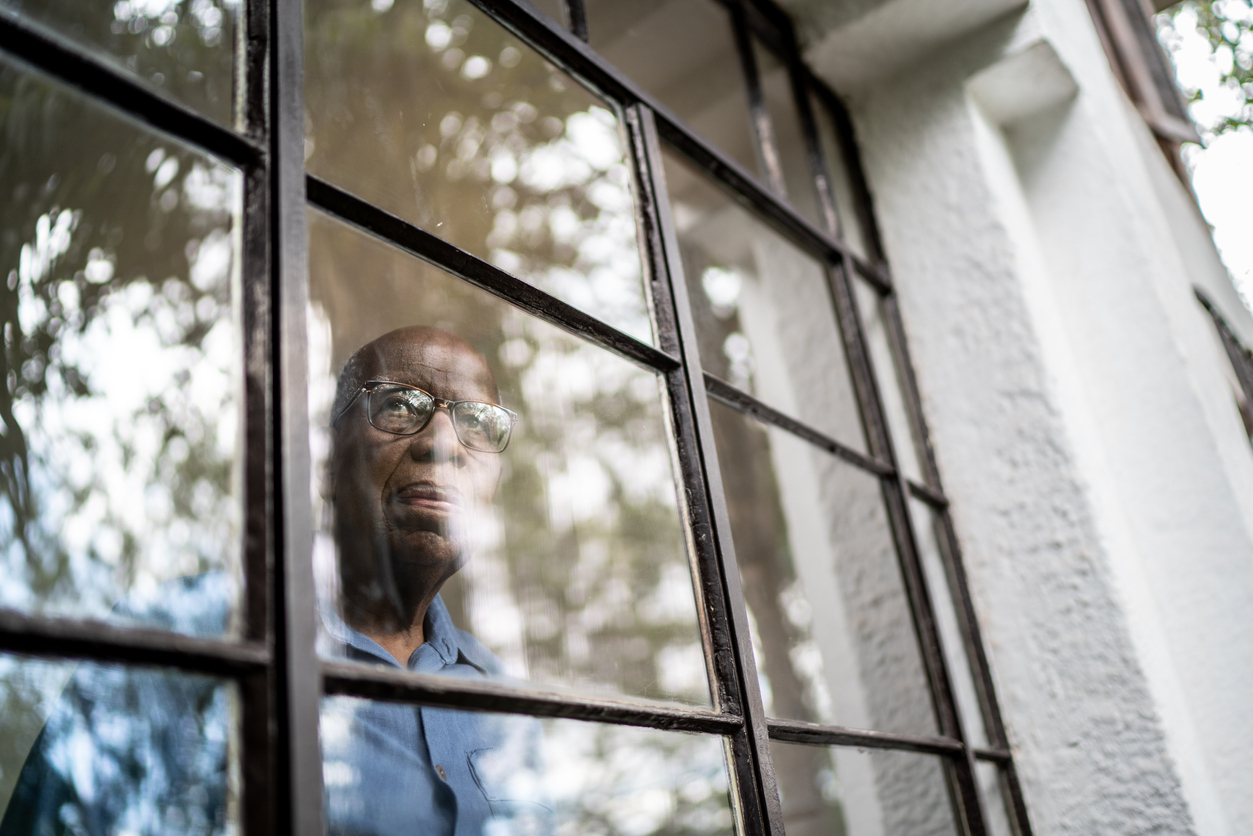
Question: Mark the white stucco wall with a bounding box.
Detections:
[778,0,1253,833]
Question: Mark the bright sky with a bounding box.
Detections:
[1161,5,1253,312]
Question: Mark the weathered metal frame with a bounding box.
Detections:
[0,0,1037,834]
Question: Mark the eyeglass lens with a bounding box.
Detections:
[367,385,513,452]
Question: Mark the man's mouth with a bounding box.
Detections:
[392,483,463,513]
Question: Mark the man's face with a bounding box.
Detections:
[330,328,503,616]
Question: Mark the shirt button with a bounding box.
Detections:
[436,765,448,781]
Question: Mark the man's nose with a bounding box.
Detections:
[411,406,463,464]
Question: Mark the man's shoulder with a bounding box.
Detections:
[110,571,235,637]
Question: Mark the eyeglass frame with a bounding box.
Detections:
[332,380,519,453]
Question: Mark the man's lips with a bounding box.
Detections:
[391,483,463,513]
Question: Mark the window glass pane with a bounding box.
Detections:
[322,696,735,835]
[852,277,924,483]
[304,0,653,345]
[664,150,866,452]
[0,58,243,636]
[308,211,710,708]
[528,0,566,29]
[586,0,762,181]
[809,92,869,259]
[708,401,936,735]
[911,499,987,746]
[0,0,239,126]
[0,653,239,833]
[771,741,959,836]
[976,761,1015,836]
[751,39,822,226]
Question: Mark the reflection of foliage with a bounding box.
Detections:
[304,0,703,708]
[0,658,233,836]
[544,723,732,836]
[0,61,239,615]
[1159,0,1253,137]
[0,0,239,124]
[308,214,707,708]
[300,1,719,830]
[304,0,650,342]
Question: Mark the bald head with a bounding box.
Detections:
[333,326,500,425]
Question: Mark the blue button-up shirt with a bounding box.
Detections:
[0,576,554,836]
[322,597,553,836]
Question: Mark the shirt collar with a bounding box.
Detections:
[322,594,462,670]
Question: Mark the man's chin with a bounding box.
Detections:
[387,529,469,575]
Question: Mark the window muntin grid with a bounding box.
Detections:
[0,2,1035,836]
[304,0,654,344]
[305,208,710,708]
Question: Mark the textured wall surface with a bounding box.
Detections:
[779,0,1253,833]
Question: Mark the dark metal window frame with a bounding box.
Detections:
[1196,288,1253,441]
[0,0,1035,834]
[1082,0,1200,184]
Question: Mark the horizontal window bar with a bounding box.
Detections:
[704,373,895,478]
[306,175,680,375]
[322,660,743,735]
[766,717,965,757]
[0,12,263,167]
[907,479,950,508]
[972,746,1014,763]
[654,110,880,280]
[0,608,271,676]
[469,0,881,283]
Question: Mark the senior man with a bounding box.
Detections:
[0,326,552,836]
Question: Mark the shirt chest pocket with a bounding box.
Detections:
[467,745,556,836]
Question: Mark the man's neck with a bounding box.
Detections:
[345,592,439,667]
[364,623,426,667]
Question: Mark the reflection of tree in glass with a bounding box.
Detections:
[309,213,707,709]
[304,0,651,343]
[0,656,234,835]
[543,723,732,836]
[0,0,240,124]
[0,64,240,620]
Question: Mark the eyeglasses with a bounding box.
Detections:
[334,381,518,453]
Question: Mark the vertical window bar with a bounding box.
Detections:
[934,505,1036,836]
[826,256,989,836]
[240,1,278,833]
[240,670,278,835]
[242,0,270,137]
[882,293,943,489]
[1000,759,1036,836]
[634,104,784,836]
[623,105,736,712]
[563,0,589,42]
[242,0,273,649]
[729,1,788,199]
[876,246,1034,835]
[270,0,324,831]
[791,68,844,242]
[811,81,887,267]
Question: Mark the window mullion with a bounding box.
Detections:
[827,257,991,836]
[728,1,787,199]
[563,0,589,42]
[631,103,785,836]
[791,62,845,242]
[269,0,324,832]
